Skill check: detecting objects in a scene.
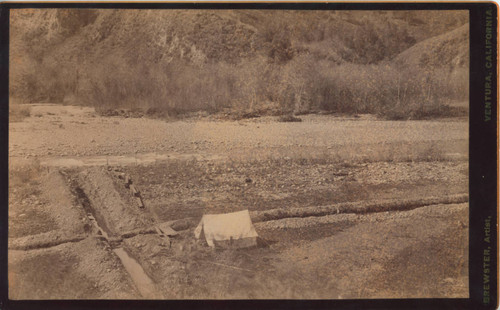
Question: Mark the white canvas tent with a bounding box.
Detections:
[194,210,258,248]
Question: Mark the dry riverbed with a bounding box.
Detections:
[8,104,469,299]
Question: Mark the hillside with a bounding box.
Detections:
[10,9,469,119]
[394,23,469,69]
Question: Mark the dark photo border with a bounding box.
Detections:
[0,2,497,310]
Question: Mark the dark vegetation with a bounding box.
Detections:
[278,115,302,122]
[10,10,469,120]
[9,102,31,122]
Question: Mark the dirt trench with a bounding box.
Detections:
[64,167,164,298]
[9,167,164,298]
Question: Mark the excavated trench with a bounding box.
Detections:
[67,172,160,299]
[112,248,160,299]
[70,180,113,241]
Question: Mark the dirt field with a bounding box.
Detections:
[8,104,469,299]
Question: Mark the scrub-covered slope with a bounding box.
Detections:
[10,9,468,119]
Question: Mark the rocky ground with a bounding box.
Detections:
[10,104,467,160]
[8,104,469,299]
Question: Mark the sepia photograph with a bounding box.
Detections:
[7,7,471,300]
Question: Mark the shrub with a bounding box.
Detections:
[67,54,468,121]
[9,100,31,122]
[10,10,468,121]
[278,115,302,122]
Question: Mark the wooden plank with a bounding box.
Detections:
[136,196,144,208]
[154,227,164,236]
[124,175,131,188]
[130,184,140,197]
[157,223,179,236]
